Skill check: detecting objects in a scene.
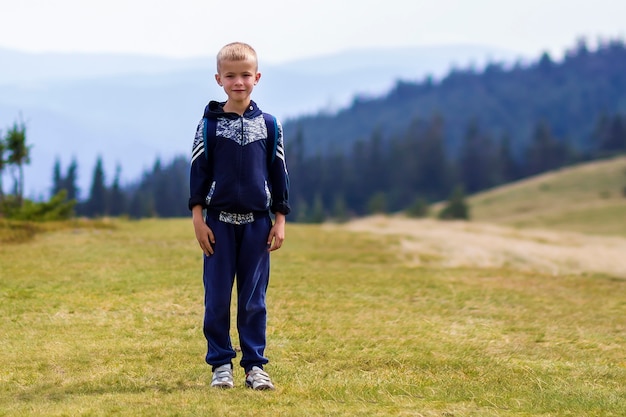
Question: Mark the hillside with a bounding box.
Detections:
[467,155,626,236]
[272,39,626,222]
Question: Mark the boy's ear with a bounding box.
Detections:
[215,74,222,86]
[255,72,261,85]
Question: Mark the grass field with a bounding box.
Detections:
[1,156,625,416]
[1,214,625,416]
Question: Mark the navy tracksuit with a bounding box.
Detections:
[188,100,290,372]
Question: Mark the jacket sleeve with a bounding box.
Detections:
[268,118,291,215]
[188,119,212,210]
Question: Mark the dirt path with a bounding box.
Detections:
[329,216,626,278]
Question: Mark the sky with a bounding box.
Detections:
[1,0,625,64]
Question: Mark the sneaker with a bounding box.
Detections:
[245,366,275,390]
[211,363,234,388]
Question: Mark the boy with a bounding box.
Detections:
[188,42,290,390]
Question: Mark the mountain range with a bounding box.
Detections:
[0,45,525,198]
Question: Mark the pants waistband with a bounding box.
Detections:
[207,209,268,225]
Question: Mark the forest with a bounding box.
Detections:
[1,38,625,221]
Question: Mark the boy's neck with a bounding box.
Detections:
[223,99,251,116]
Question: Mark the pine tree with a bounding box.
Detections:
[367,192,387,215]
[438,185,470,220]
[458,119,496,193]
[526,120,567,175]
[346,140,369,214]
[51,158,63,198]
[497,132,522,183]
[331,193,349,223]
[86,156,108,217]
[108,164,127,216]
[128,189,154,219]
[416,114,449,200]
[406,197,430,218]
[388,116,428,208]
[294,197,309,224]
[308,193,326,223]
[5,119,31,207]
[51,157,79,202]
[363,129,386,195]
[607,114,626,152]
[592,112,611,156]
[65,158,79,201]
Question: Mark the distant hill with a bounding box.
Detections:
[285,39,626,157]
[0,49,212,83]
[465,155,626,237]
[0,45,522,197]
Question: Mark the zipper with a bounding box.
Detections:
[235,116,244,206]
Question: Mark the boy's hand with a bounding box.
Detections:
[192,206,215,256]
[267,213,286,252]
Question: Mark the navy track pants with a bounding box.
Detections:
[202,213,272,372]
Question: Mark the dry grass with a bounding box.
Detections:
[334,216,626,278]
[0,217,116,244]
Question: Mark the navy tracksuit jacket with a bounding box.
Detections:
[188,100,290,371]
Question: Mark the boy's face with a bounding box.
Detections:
[215,57,261,103]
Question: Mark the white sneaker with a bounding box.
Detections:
[245,366,275,390]
[211,363,234,388]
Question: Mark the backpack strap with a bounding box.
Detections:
[263,113,278,165]
[202,117,217,161]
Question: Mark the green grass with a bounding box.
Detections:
[1,218,625,416]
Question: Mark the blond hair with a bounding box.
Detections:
[216,42,258,73]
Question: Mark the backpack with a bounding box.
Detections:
[202,113,279,167]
